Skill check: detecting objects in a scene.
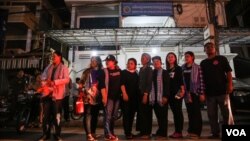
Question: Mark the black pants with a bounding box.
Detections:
[122,101,137,136]
[206,94,229,135]
[42,96,63,137]
[153,103,168,137]
[169,96,184,133]
[139,95,152,135]
[83,104,100,135]
[63,95,70,121]
[185,93,202,136]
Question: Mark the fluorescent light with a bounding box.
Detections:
[152,48,157,54]
[91,51,97,56]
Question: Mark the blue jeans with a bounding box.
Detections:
[104,99,120,136]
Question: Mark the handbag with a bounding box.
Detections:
[86,74,99,105]
[76,96,84,114]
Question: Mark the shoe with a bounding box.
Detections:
[208,134,220,139]
[87,134,96,141]
[92,133,101,139]
[154,135,167,140]
[38,135,50,141]
[105,134,118,141]
[112,134,118,141]
[138,135,151,140]
[169,132,183,138]
[53,135,62,141]
[186,133,199,139]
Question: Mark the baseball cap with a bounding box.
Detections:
[104,55,116,62]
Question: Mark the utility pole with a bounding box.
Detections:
[207,0,220,54]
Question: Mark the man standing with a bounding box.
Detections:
[39,51,69,141]
[200,42,233,139]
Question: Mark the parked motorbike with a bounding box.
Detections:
[0,95,12,126]
[16,90,41,133]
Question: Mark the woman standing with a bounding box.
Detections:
[103,55,121,141]
[166,52,185,139]
[138,53,153,139]
[81,56,106,141]
[121,58,139,139]
[182,51,205,139]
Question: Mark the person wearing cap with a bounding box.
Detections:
[166,52,185,139]
[103,55,121,141]
[38,51,70,141]
[149,56,170,139]
[137,53,153,139]
[200,42,233,139]
[182,51,205,139]
[80,56,106,141]
[120,58,140,139]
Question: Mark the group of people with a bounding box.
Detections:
[36,42,233,141]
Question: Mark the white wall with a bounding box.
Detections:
[68,45,237,82]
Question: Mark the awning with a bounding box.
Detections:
[46,27,250,48]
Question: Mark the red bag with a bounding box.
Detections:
[76,97,84,114]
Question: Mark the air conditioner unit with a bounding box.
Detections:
[79,54,91,59]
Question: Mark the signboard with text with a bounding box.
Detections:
[121,2,173,16]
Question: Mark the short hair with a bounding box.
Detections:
[204,42,214,48]
[76,77,80,82]
[184,51,195,61]
[128,58,137,66]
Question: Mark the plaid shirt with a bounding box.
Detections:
[182,63,205,95]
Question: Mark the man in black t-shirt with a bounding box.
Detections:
[200,42,233,139]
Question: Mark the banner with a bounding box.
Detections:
[121,2,173,16]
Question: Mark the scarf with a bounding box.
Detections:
[149,69,163,106]
[47,63,63,81]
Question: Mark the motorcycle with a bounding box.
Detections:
[15,90,41,133]
[0,95,12,127]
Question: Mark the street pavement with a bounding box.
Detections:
[1,109,250,141]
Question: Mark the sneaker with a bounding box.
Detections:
[169,132,183,138]
[105,134,118,141]
[38,135,50,141]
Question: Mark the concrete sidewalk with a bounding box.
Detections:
[64,109,210,127]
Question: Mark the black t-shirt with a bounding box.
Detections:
[121,70,139,101]
[183,66,192,92]
[93,69,106,103]
[200,55,232,96]
[108,68,122,100]
[167,66,184,96]
[92,69,106,91]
